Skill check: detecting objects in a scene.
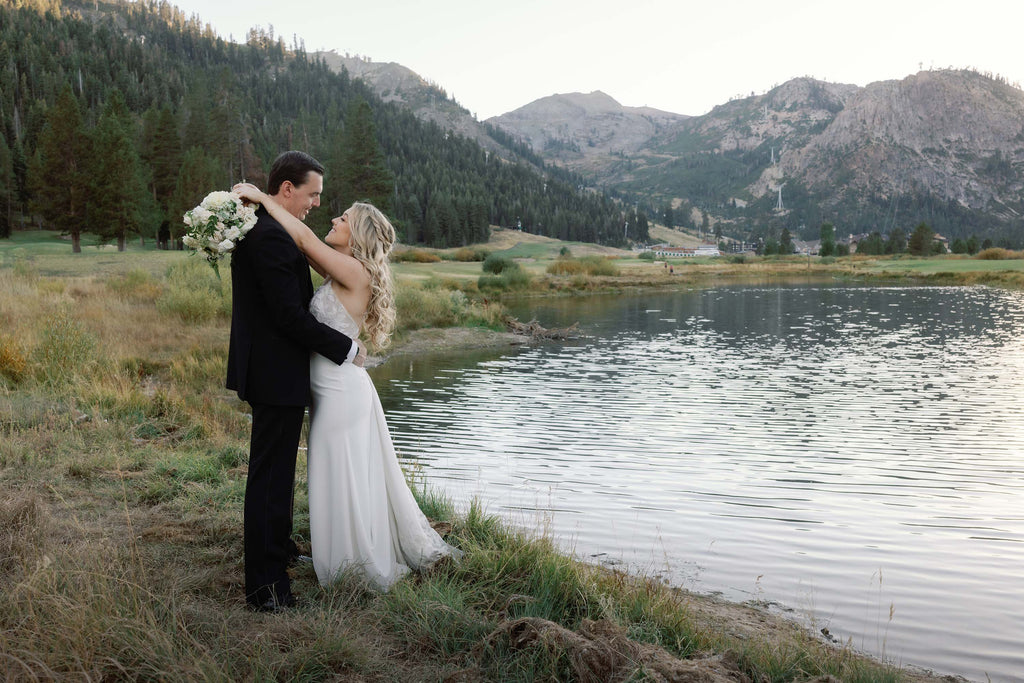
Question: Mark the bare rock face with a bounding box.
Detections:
[487,91,689,166]
[782,70,1024,210]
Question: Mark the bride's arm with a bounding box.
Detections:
[233,184,369,290]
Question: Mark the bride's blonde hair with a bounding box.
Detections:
[346,202,397,350]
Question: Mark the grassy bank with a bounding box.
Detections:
[0,233,971,681]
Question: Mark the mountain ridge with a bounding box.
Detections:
[330,48,1024,241]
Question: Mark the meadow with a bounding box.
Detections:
[0,231,981,681]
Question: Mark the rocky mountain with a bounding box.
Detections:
[314,51,508,155]
[486,91,688,170]
[311,50,1023,242]
[779,70,1024,218]
[490,71,1024,241]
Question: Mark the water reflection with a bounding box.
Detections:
[370,283,1024,681]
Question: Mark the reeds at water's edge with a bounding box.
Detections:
[0,258,935,681]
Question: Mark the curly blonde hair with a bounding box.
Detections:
[346,202,397,350]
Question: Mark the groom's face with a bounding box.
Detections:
[280,171,323,220]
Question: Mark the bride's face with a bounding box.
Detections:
[326,211,352,250]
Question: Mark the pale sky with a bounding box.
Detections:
[168,0,1023,119]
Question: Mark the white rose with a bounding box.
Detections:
[191,207,213,225]
[203,191,236,211]
[224,227,241,241]
[182,235,198,248]
[217,239,234,253]
[183,213,194,227]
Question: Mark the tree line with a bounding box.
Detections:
[0,0,644,248]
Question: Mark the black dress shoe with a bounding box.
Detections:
[250,594,298,613]
[288,554,314,567]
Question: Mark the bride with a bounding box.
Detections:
[233,183,461,590]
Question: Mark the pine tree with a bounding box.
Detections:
[336,97,393,213]
[169,146,223,247]
[88,90,150,251]
[780,227,793,254]
[907,222,933,255]
[142,106,183,219]
[819,222,836,257]
[0,131,12,238]
[29,84,91,252]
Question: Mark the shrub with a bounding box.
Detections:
[482,254,517,274]
[392,249,442,263]
[579,255,619,276]
[478,266,531,291]
[638,251,656,260]
[977,247,1019,260]
[450,247,490,262]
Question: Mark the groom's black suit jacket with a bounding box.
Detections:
[226,206,352,405]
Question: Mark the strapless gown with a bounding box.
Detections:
[307,280,460,590]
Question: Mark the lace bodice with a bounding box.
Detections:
[310,280,361,339]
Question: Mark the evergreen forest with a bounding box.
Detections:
[0,0,645,248]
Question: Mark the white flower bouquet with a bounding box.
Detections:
[182,191,258,278]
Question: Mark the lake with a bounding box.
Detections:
[371,282,1024,682]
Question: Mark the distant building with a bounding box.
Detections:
[647,244,721,257]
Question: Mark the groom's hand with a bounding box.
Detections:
[353,341,367,368]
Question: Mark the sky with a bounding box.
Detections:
[167,0,1023,120]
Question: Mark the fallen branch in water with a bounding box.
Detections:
[505,317,580,340]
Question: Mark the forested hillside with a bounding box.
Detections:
[0,0,644,248]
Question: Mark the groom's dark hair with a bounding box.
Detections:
[268,151,325,195]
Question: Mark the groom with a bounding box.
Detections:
[226,150,362,612]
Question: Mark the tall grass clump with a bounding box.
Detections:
[157,259,230,322]
[31,308,98,386]
[0,333,29,384]
[395,280,506,331]
[547,255,620,277]
[106,268,164,301]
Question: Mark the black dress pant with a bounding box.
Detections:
[244,402,305,606]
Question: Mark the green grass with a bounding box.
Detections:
[0,229,192,277]
[866,256,1024,273]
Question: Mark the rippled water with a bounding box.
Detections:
[371,283,1024,682]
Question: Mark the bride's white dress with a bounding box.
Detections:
[307,280,460,590]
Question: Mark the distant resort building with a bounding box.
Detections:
[644,243,721,257]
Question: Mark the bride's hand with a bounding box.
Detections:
[232,182,266,205]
